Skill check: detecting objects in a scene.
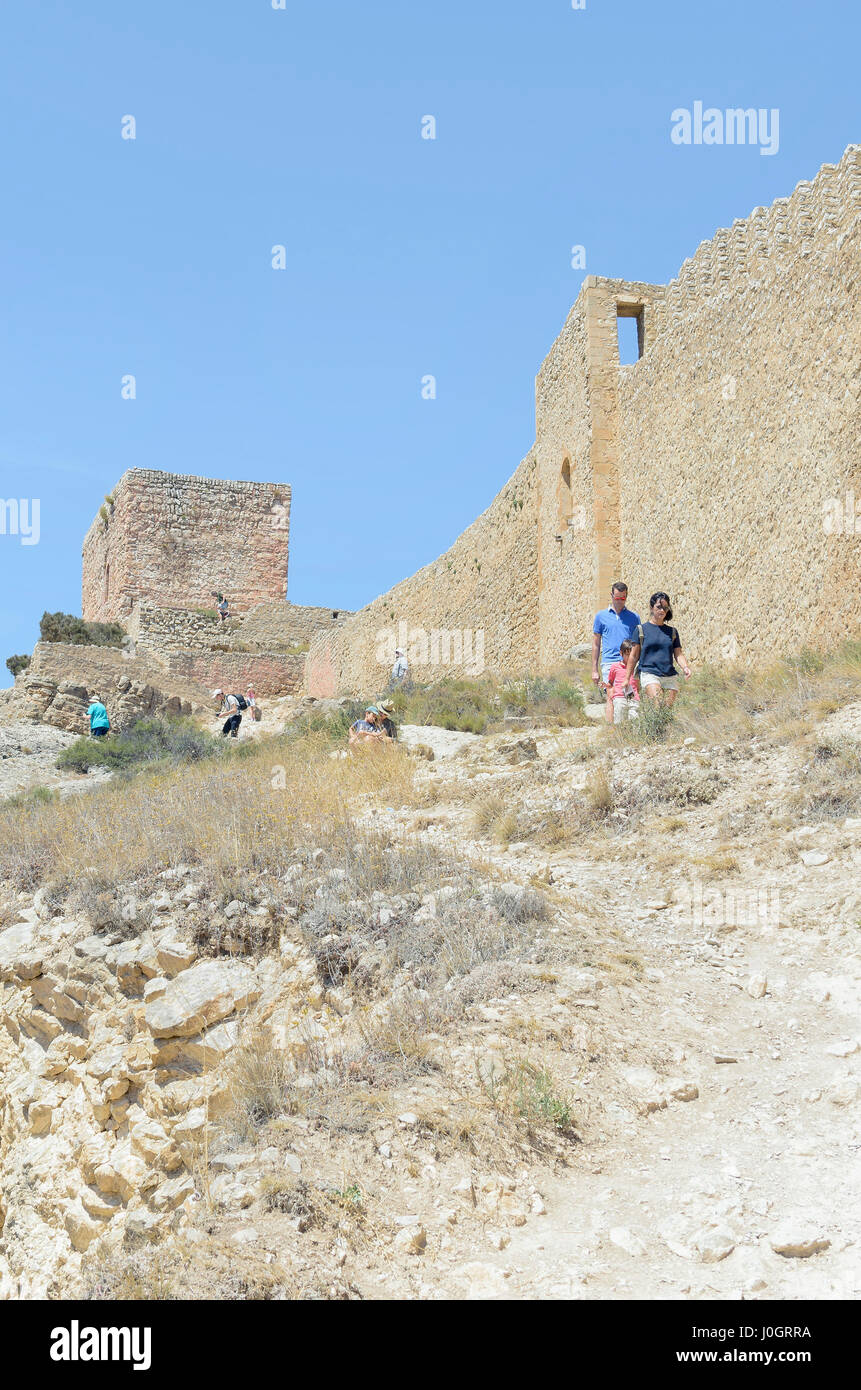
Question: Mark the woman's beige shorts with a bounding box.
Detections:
[640,672,679,693]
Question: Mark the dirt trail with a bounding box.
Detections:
[502,904,860,1300]
[400,715,861,1300]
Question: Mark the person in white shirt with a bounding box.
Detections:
[390,647,409,686]
[213,689,243,737]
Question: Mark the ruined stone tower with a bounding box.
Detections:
[82,469,291,623]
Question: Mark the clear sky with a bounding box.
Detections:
[0,0,858,683]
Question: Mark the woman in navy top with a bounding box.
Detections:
[624,592,692,706]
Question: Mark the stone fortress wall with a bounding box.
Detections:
[122,598,353,698]
[617,147,861,661]
[82,470,292,623]
[307,144,860,696]
[304,455,541,699]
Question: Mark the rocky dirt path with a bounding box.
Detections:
[501,908,860,1301]
[0,721,111,801]
[395,720,861,1301]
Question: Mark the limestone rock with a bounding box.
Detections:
[668,1080,699,1102]
[156,940,198,976]
[80,1187,122,1221]
[150,1173,195,1212]
[393,1224,427,1254]
[0,923,43,981]
[124,1207,165,1245]
[144,960,260,1038]
[130,1119,182,1171]
[179,1019,240,1067]
[769,1224,831,1258]
[92,1140,148,1200]
[29,1096,58,1135]
[609,1226,647,1256]
[64,1201,104,1252]
[86,1043,127,1081]
[692,1227,735,1263]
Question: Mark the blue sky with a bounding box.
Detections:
[0,0,858,683]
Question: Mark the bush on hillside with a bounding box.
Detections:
[388,678,497,733]
[39,611,125,648]
[389,671,585,734]
[55,716,224,774]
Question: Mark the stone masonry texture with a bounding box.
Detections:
[82,470,291,622]
[307,145,860,696]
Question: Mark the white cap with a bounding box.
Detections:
[212,689,223,698]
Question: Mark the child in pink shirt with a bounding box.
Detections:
[606,640,639,724]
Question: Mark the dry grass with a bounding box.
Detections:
[84,1238,297,1301]
[788,734,861,823]
[0,732,417,892]
[692,849,742,878]
[669,641,861,747]
[583,765,613,821]
[471,791,520,845]
[492,810,519,845]
[472,791,506,834]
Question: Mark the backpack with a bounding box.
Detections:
[231,693,249,710]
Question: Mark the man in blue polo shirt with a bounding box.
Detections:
[592,582,640,725]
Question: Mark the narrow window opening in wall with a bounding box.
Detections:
[332,611,339,620]
[616,304,645,363]
[556,458,573,531]
[104,563,110,599]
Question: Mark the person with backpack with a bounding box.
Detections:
[623,593,692,707]
[87,693,111,739]
[213,688,247,737]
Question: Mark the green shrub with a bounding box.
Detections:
[390,672,585,733]
[502,674,583,711]
[39,611,125,648]
[483,1059,575,1133]
[390,678,498,733]
[3,784,56,811]
[5,654,30,678]
[55,716,224,774]
[287,701,366,746]
[629,698,676,743]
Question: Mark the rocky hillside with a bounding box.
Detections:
[0,677,859,1300]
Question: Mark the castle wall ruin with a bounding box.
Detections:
[307,144,860,696]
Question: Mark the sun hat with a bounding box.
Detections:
[377,700,395,718]
[212,689,224,698]
[394,648,405,656]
